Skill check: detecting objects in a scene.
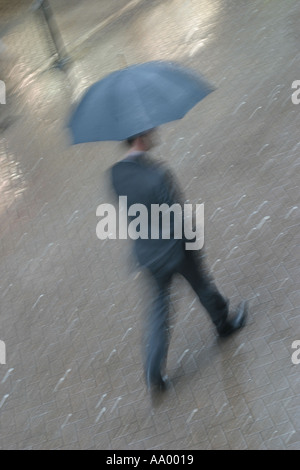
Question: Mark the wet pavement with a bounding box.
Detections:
[0,0,300,450]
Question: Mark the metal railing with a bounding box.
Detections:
[32,0,70,70]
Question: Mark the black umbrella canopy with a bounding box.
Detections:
[69,60,215,143]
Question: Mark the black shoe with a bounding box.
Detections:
[148,375,170,407]
[147,374,169,392]
[217,300,248,338]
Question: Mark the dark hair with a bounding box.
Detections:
[126,135,137,146]
[125,129,154,146]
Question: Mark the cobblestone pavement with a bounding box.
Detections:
[0,0,299,450]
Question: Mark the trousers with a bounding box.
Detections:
[144,248,229,386]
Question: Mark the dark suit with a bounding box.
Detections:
[111,152,228,387]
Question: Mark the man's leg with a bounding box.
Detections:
[178,250,247,335]
[178,251,228,328]
[144,272,172,390]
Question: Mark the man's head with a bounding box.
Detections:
[126,129,157,151]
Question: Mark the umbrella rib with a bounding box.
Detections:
[126,66,154,133]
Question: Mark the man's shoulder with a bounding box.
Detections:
[110,153,170,189]
[111,153,161,176]
[110,157,147,192]
[110,159,143,179]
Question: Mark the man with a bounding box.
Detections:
[111,129,247,395]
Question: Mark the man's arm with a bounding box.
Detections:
[157,164,185,206]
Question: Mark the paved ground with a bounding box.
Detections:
[0,0,299,450]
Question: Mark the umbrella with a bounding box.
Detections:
[69,60,215,143]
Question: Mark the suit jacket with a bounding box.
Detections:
[110,152,186,271]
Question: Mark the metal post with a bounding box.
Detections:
[33,0,70,70]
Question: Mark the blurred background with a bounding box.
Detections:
[0,0,299,450]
